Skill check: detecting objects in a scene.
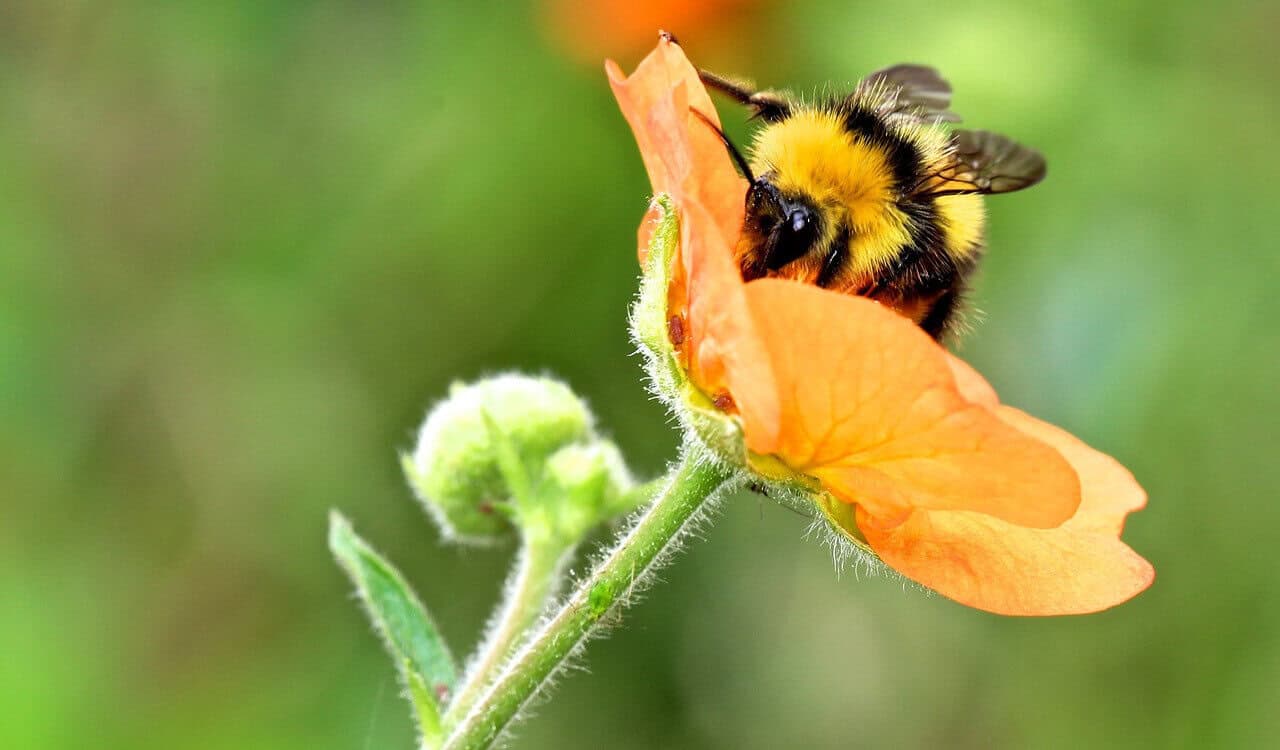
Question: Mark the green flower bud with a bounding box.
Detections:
[405,374,595,544]
[533,441,638,544]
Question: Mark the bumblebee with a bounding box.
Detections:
[698,65,1045,339]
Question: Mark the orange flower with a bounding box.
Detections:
[607,36,1153,615]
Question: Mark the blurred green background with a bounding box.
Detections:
[4,1,1278,748]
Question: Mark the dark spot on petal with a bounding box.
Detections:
[713,392,735,411]
[668,314,686,346]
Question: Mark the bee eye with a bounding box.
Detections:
[757,201,820,273]
[788,208,813,233]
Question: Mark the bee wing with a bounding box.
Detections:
[924,129,1047,196]
[862,64,961,123]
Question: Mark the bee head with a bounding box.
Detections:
[687,107,823,280]
[743,178,821,280]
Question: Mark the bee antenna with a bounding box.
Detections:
[690,108,755,184]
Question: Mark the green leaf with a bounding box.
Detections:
[328,511,458,737]
[405,661,444,747]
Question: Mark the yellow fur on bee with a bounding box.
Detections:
[749,107,983,277]
[936,193,985,259]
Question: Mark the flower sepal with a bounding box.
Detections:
[739,451,875,553]
[630,195,681,362]
[631,195,755,475]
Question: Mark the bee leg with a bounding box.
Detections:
[919,286,963,340]
[699,70,791,122]
[699,70,760,103]
[690,108,755,183]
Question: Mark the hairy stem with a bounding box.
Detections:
[442,444,736,750]
[442,539,574,730]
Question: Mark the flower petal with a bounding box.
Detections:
[857,506,1153,615]
[941,359,1145,532]
[946,353,1000,409]
[996,407,1148,535]
[856,413,1153,615]
[681,200,781,447]
[742,280,1081,529]
[608,36,778,443]
[606,35,746,263]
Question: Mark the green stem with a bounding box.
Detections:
[442,538,574,731]
[441,444,736,750]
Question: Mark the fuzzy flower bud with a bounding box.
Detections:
[533,440,639,544]
[405,374,595,544]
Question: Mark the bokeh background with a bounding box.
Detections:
[4,1,1278,748]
